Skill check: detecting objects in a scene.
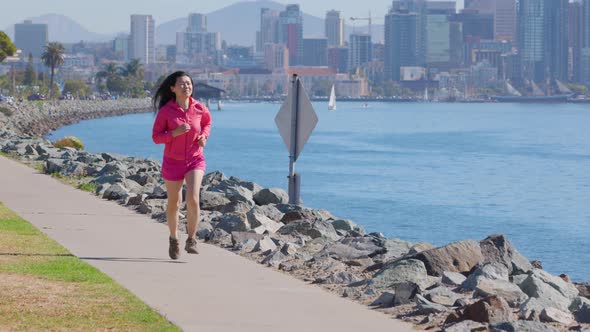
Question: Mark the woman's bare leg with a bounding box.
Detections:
[164,179,184,239]
[185,169,205,239]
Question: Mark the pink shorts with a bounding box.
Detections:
[161,155,206,181]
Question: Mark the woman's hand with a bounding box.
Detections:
[172,123,190,137]
[197,135,207,147]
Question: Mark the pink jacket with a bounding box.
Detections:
[152,97,212,160]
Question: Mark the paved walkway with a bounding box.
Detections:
[0,156,417,332]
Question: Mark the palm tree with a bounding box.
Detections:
[121,58,143,79]
[95,62,119,82]
[41,42,65,98]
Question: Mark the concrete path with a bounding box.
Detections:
[0,156,418,332]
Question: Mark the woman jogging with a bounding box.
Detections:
[152,71,211,260]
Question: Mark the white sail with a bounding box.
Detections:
[530,81,545,96]
[505,81,522,96]
[328,85,336,111]
[424,87,429,101]
[555,79,573,95]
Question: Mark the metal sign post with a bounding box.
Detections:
[275,74,318,206]
[288,75,300,205]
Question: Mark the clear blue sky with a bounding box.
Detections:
[2,0,464,34]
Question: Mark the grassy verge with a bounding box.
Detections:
[0,202,180,331]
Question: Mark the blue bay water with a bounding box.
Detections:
[48,102,590,281]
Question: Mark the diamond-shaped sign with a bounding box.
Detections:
[275,79,318,160]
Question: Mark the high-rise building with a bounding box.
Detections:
[279,4,303,66]
[176,14,220,65]
[113,34,130,61]
[257,9,279,53]
[385,9,418,81]
[129,15,155,64]
[546,0,569,82]
[188,13,207,33]
[583,0,590,84]
[325,10,344,47]
[427,7,454,67]
[392,0,427,66]
[328,47,349,73]
[452,10,494,41]
[14,20,48,59]
[264,43,288,71]
[466,0,517,41]
[517,0,569,83]
[569,1,584,82]
[302,38,328,66]
[349,33,372,72]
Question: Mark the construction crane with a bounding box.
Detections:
[349,11,374,38]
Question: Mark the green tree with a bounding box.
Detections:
[121,58,143,79]
[41,42,65,98]
[63,80,91,98]
[0,31,16,62]
[23,53,37,86]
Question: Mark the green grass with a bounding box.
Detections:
[0,203,181,332]
[77,182,98,192]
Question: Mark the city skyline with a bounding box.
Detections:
[1,0,465,35]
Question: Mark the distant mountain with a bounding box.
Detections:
[156,0,384,46]
[4,14,113,43]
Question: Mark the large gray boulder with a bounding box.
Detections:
[474,279,529,307]
[379,238,413,261]
[200,191,231,211]
[425,286,462,306]
[480,234,532,275]
[253,188,289,205]
[462,263,510,290]
[103,183,129,200]
[407,239,485,276]
[519,269,578,313]
[246,208,283,234]
[370,259,431,290]
[278,220,340,241]
[214,213,250,233]
[491,321,559,332]
[322,237,382,260]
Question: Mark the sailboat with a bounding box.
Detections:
[328,85,336,111]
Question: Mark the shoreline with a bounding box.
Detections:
[1,99,589,331]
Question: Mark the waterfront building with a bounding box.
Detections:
[392,0,427,66]
[325,10,344,48]
[583,0,590,84]
[264,43,289,71]
[14,20,48,59]
[302,38,328,66]
[129,15,155,64]
[517,0,568,82]
[569,1,584,82]
[349,33,372,72]
[328,47,349,73]
[279,4,303,66]
[426,8,453,68]
[466,0,517,42]
[257,9,279,53]
[385,9,418,81]
[451,10,494,41]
